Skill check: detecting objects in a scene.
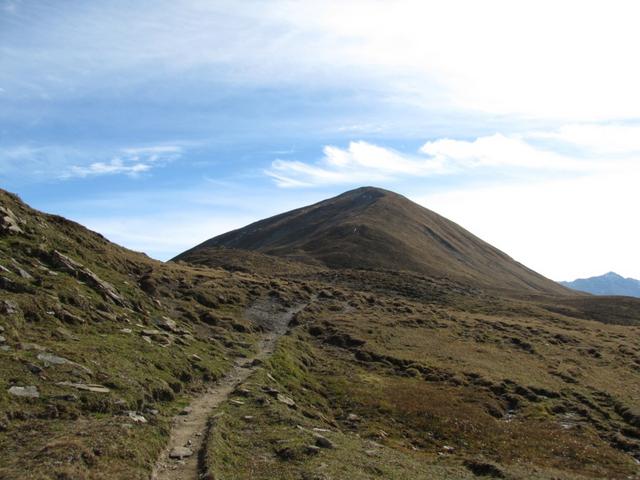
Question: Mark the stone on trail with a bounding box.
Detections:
[169,446,194,459]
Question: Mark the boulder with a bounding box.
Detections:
[8,385,39,398]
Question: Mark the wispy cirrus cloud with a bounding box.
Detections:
[60,145,183,179]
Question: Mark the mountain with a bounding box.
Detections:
[175,186,569,295]
[561,271,640,297]
[3,187,640,480]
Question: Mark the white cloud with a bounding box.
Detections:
[528,124,640,156]
[61,145,182,179]
[415,168,640,281]
[6,1,640,120]
[63,159,151,179]
[419,134,592,171]
[267,126,625,188]
[267,141,448,187]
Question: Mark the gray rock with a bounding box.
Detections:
[314,434,335,449]
[37,352,70,365]
[169,446,193,459]
[305,445,322,455]
[155,317,179,332]
[8,385,39,398]
[0,207,24,235]
[277,393,296,407]
[48,250,124,306]
[57,381,110,393]
[127,411,147,423]
[0,335,6,343]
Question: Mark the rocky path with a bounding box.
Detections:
[151,301,307,480]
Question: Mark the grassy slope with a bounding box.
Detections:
[3,188,640,479]
[0,190,306,479]
[199,264,640,480]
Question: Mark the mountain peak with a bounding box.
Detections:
[174,188,567,295]
[561,272,640,297]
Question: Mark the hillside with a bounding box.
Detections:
[2,188,640,480]
[561,272,640,298]
[175,187,569,296]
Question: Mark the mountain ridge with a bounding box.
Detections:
[561,271,640,297]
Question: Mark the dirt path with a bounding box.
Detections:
[151,301,306,480]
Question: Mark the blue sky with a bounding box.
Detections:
[2,0,640,280]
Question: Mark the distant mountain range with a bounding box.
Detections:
[560,272,640,297]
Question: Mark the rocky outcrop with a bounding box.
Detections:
[47,250,125,306]
[0,207,24,235]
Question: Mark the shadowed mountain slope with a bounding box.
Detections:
[175,187,569,295]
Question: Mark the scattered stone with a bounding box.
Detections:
[48,250,124,306]
[57,382,110,393]
[0,345,11,352]
[305,445,321,455]
[263,386,280,396]
[229,399,245,406]
[142,336,152,344]
[314,434,335,449]
[243,415,254,421]
[155,316,179,333]
[57,310,85,325]
[0,207,24,235]
[8,385,39,398]
[120,328,132,334]
[234,387,251,397]
[0,325,4,332]
[37,352,92,374]
[127,411,147,424]
[277,393,296,407]
[37,352,70,366]
[0,335,5,343]
[179,406,193,415]
[346,413,360,422]
[169,446,193,459]
[54,327,76,340]
[191,353,202,362]
[25,362,43,374]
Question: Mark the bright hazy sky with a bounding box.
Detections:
[2,0,640,281]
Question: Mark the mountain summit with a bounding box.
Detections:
[175,187,567,295]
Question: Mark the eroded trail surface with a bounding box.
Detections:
[152,300,306,480]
